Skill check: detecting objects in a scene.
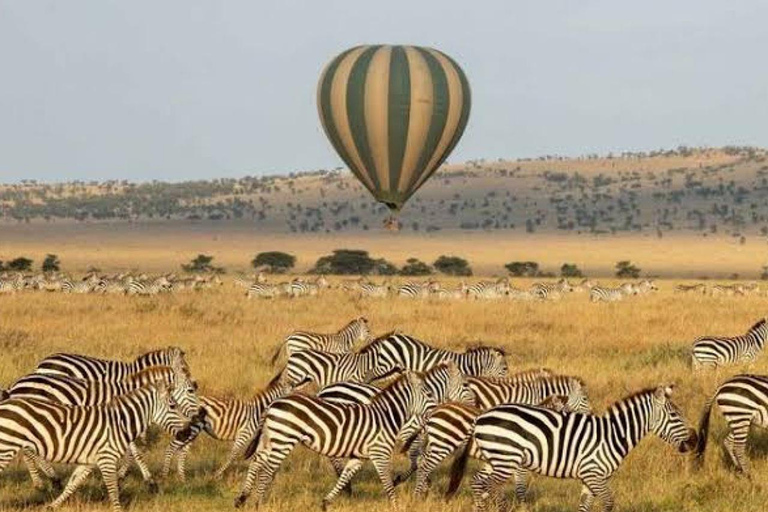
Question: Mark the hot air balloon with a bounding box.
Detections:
[317,45,471,230]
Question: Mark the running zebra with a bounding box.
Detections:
[675,283,706,294]
[125,276,172,296]
[287,276,329,298]
[358,282,391,298]
[691,318,768,370]
[449,385,697,511]
[234,372,436,509]
[407,374,590,496]
[589,284,636,303]
[397,280,440,298]
[61,279,94,294]
[245,283,282,299]
[369,332,508,380]
[464,278,510,300]
[710,283,745,297]
[0,383,195,511]
[695,374,768,474]
[270,317,371,365]
[33,346,188,382]
[530,278,573,300]
[634,279,658,294]
[278,335,390,388]
[161,373,293,481]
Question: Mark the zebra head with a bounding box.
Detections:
[649,384,697,453]
[151,381,204,441]
[467,346,508,378]
[404,372,437,425]
[561,377,591,414]
[355,316,372,342]
[426,361,474,405]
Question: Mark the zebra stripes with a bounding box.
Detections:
[464,279,510,300]
[234,372,436,509]
[695,374,768,474]
[358,282,391,298]
[245,283,282,299]
[397,280,439,298]
[589,284,636,303]
[449,385,697,511]
[161,374,292,481]
[368,332,508,380]
[270,317,371,365]
[691,319,768,370]
[0,383,195,511]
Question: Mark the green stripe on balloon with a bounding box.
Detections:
[346,45,382,194]
[386,45,411,208]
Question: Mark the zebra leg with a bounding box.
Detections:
[97,457,124,512]
[128,443,158,492]
[393,433,423,487]
[413,440,454,497]
[235,436,295,508]
[177,444,191,482]
[578,484,596,512]
[329,458,353,496]
[48,465,94,509]
[369,448,398,507]
[470,463,497,512]
[322,459,363,510]
[724,430,750,475]
[21,449,46,490]
[472,461,514,512]
[513,469,529,503]
[161,441,180,480]
[214,431,251,479]
[579,476,612,512]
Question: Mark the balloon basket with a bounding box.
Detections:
[383,216,401,232]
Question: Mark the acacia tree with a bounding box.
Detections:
[252,252,296,274]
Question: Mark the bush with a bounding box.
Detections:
[505,261,539,277]
[310,250,376,275]
[560,263,583,278]
[400,258,433,276]
[372,258,399,276]
[615,260,641,279]
[182,254,224,273]
[7,257,33,272]
[42,254,61,273]
[761,265,768,281]
[433,255,472,276]
[251,251,296,274]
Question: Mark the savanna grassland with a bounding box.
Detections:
[1,279,767,512]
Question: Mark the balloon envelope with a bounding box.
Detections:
[317,45,471,212]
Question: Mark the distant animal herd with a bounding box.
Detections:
[1,313,767,511]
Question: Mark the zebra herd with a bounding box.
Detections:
[2,315,768,511]
[0,271,223,296]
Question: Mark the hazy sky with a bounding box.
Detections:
[1,1,766,183]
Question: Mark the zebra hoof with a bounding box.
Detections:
[147,480,159,494]
[321,499,331,512]
[234,495,247,508]
[344,483,353,496]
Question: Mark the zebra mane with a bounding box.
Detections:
[464,344,506,356]
[606,387,659,414]
[357,330,400,352]
[748,318,767,333]
[127,365,174,384]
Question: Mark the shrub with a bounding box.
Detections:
[761,265,768,281]
[251,251,295,274]
[433,255,472,276]
[372,258,399,276]
[400,258,433,276]
[310,250,376,275]
[7,257,33,272]
[505,261,539,277]
[42,254,61,273]
[182,254,224,273]
[615,260,641,279]
[560,263,583,278]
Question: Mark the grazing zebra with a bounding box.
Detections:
[397,280,440,298]
[369,332,508,380]
[449,385,697,512]
[278,335,391,388]
[245,283,282,299]
[270,317,371,365]
[234,372,436,509]
[358,282,391,298]
[33,346,188,382]
[406,374,591,496]
[695,374,768,474]
[691,318,768,370]
[589,284,635,303]
[675,283,706,294]
[464,279,510,300]
[0,383,195,511]
[161,373,293,481]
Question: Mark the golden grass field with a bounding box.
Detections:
[1,276,768,512]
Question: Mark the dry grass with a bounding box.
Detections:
[0,280,767,512]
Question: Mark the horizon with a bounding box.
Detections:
[1,1,767,183]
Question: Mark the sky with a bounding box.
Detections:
[0,1,766,183]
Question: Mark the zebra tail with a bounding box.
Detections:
[445,440,471,500]
[270,343,284,366]
[694,396,715,468]
[0,388,8,401]
[400,426,425,454]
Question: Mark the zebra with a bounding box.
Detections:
[61,279,94,294]
[160,373,293,481]
[125,277,172,296]
[0,382,196,511]
[634,279,658,294]
[278,336,390,388]
[270,316,371,365]
[397,280,440,298]
[245,282,282,299]
[571,278,597,293]
[2,365,201,490]
[675,283,706,294]
[369,332,508,381]
[358,282,391,298]
[33,346,188,382]
[506,286,540,301]
[288,276,329,298]
[691,318,768,370]
[695,374,768,474]
[448,385,697,512]
[589,284,635,303]
[530,278,573,300]
[710,283,745,297]
[233,372,437,509]
[407,374,591,496]
[464,278,510,300]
